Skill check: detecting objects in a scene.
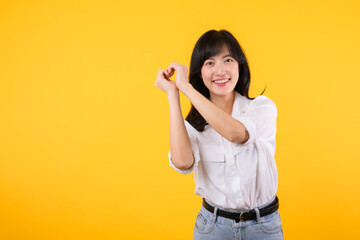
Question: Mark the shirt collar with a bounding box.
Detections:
[232,92,249,118]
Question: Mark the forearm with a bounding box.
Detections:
[168,92,195,170]
[180,83,248,143]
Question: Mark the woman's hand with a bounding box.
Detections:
[167,62,190,92]
[154,68,178,95]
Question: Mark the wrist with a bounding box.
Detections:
[178,83,193,95]
[167,90,179,101]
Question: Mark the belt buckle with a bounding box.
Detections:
[239,211,249,222]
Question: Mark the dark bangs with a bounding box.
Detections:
[193,32,244,75]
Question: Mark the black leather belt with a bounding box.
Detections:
[202,195,279,223]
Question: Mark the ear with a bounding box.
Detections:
[199,73,202,79]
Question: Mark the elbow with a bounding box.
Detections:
[172,156,195,170]
[229,129,250,144]
[177,163,192,171]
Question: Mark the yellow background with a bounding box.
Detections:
[1,0,359,239]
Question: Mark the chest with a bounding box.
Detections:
[196,126,254,163]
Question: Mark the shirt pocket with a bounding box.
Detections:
[198,144,225,163]
[232,142,253,156]
[232,143,257,184]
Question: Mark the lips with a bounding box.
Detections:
[212,78,231,87]
[213,78,230,83]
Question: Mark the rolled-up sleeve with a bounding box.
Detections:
[233,96,277,149]
[168,120,201,175]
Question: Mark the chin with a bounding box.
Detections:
[210,89,235,97]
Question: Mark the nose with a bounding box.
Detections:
[215,62,227,75]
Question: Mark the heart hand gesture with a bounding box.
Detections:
[155,62,189,95]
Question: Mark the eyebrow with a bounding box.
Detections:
[207,54,233,60]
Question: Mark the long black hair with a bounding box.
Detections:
[185,29,266,131]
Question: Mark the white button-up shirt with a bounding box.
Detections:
[168,92,279,210]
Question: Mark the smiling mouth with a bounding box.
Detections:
[213,78,230,83]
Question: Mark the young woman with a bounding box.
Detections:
[155,29,284,240]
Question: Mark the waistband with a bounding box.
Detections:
[202,195,279,222]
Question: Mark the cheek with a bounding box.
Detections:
[200,69,205,78]
[232,68,239,79]
[234,72,239,80]
[201,70,212,82]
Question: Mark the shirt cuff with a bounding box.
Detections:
[168,143,200,175]
[233,116,257,146]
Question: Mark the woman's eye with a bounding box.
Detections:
[226,59,233,62]
[205,62,213,66]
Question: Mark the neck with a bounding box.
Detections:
[210,91,236,115]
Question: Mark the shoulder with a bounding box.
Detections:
[184,119,200,137]
[245,94,278,117]
[250,95,277,109]
[234,92,277,113]
[250,95,276,106]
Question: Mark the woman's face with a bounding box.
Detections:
[200,44,239,98]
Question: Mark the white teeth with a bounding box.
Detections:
[214,78,230,83]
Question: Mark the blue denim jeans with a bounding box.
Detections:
[193,197,284,240]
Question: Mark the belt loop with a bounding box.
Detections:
[211,206,218,223]
[254,207,261,223]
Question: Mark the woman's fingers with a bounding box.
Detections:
[165,68,174,79]
[155,68,177,93]
[168,64,176,73]
[168,62,187,74]
[165,69,172,79]
[163,70,169,79]
[156,69,167,85]
[155,64,186,94]
[168,63,180,75]
[167,63,183,81]
[158,69,166,79]
[166,62,189,91]
[160,69,171,80]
